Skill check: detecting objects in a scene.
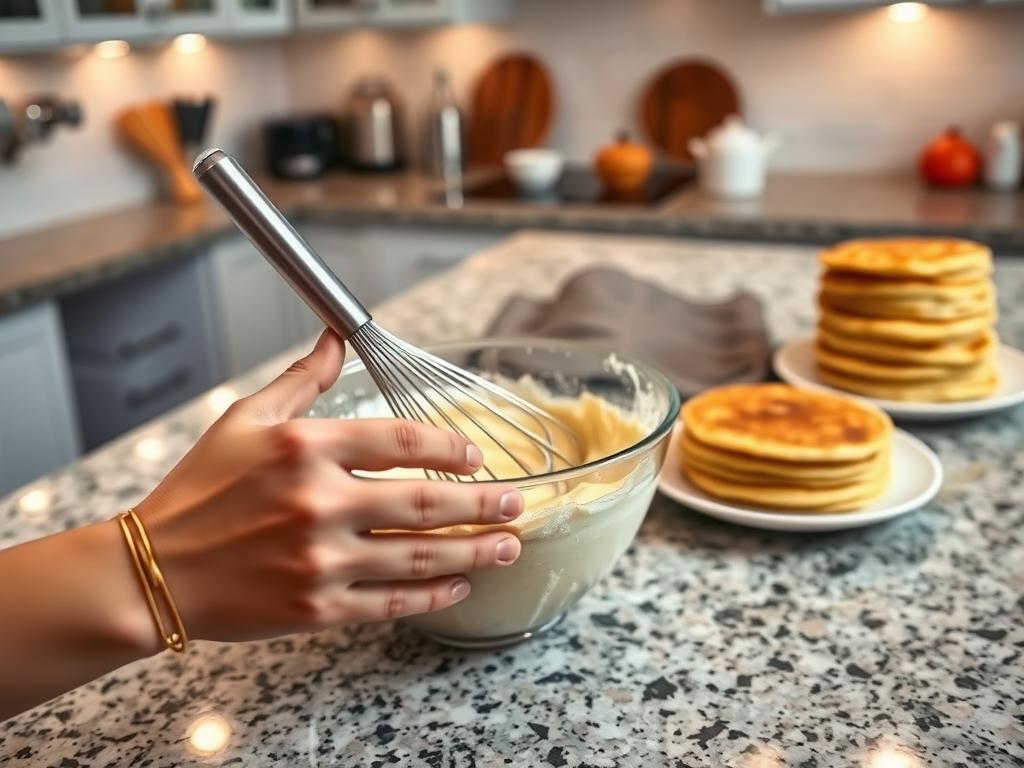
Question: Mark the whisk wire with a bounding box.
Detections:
[366,324,537,478]
[353,333,462,482]
[350,323,581,482]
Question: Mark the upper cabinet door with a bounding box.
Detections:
[225,0,291,33]
[296,0,506,29]
[64,0,153,40]
[763,0,882,12]
[64,0,230,41]
[0,0,65,50]
[377,0,453,25]
[295,0,382,28]
[160,0,231,33]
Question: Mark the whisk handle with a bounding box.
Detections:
[193,148,371,339]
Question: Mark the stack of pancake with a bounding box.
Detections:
[816,238,999,402]
[681,384,892,513]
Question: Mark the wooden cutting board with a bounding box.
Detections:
[468,53,555,167]
[640,59,741,162]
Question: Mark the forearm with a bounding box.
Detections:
[0,519,161,721]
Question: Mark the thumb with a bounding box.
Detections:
[242,328,345,423]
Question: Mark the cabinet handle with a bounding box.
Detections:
[116,323,182,361]
[124,367,191,410]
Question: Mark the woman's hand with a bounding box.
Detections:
[1,330,524,720]
[135,329,524,645]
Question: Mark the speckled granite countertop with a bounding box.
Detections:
[1,169,1022,315]
[2,232,1023,767]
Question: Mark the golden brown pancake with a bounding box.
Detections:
[813,237,1000,404]
[817,362,999,402]
[820,306,996,344]
[821,271,993,302]
[819,290,992,321]
[816,326,997,367]
[681,432,887,490]
[683,460,890,512]
[682,383,892,462]
[815,342,987,382]
[680,430,883,483]
[820,238,992,279]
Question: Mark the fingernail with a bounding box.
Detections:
[495,537,519,564]
[498,490,523,520]
[465,444,483,470]
[451,579,471,601]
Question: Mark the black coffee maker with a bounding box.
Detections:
[263,115,340,180]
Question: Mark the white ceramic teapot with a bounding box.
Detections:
[689,116,780,200]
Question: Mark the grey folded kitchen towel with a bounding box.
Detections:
[486,268,771,397]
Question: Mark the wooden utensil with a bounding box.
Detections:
[468,52,555,168]
[115,101,203,205]
[640,59,741,163]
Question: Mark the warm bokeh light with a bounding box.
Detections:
[886,2,928,24]
[173,33,208,55]
[18,487,53,516]
[206,386,239,416]
[187,713,232,755]
[133,436,166,463]
[869,746,924,768]
[93,40,130,59]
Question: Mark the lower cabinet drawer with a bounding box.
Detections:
[61,255,219,449]
[62,257,213,366]
[70,354,209,450]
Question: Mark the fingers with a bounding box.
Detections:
[341,576,473,623]
[346,479,523,531]
[272,417,486,474]
[350,531,521,581]
[241,329,345,423]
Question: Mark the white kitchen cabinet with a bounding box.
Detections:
[0,301,80,498]
[296,0,508,30]
[224,0,291,34]
[205,225,501,378]
[63,0,231,43]
[298,223,368,296]
[764,0,967,12]
[205,234,321,377]
[764,0,879,12]
[0,0,65,52]
[304,223,502,308]
[357,225,502,303]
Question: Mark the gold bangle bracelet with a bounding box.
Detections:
[117,509,188,653]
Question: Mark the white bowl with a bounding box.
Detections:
[503,148,565,195]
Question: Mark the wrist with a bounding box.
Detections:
[87,518,165,658]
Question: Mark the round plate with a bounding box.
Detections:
[657,424,942,532]
[773,337,1024,422]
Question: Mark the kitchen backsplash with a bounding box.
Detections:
[0,42,289,238]
[1,0,1023,238]
[282,0,1024,173]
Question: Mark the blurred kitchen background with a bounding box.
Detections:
[0,0,1022,496]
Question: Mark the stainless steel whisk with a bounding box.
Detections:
[193,149,578,481]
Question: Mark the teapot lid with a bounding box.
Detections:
[705,115,761,151]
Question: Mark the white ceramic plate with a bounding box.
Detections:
[773,337,1024,422]
[657,423,942,532]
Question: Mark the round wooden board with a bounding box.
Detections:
[640,59,741,162]
[468,52,555,167]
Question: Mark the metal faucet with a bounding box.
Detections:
[0,95,83,164]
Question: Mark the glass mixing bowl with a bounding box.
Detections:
[309,338,681,648]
